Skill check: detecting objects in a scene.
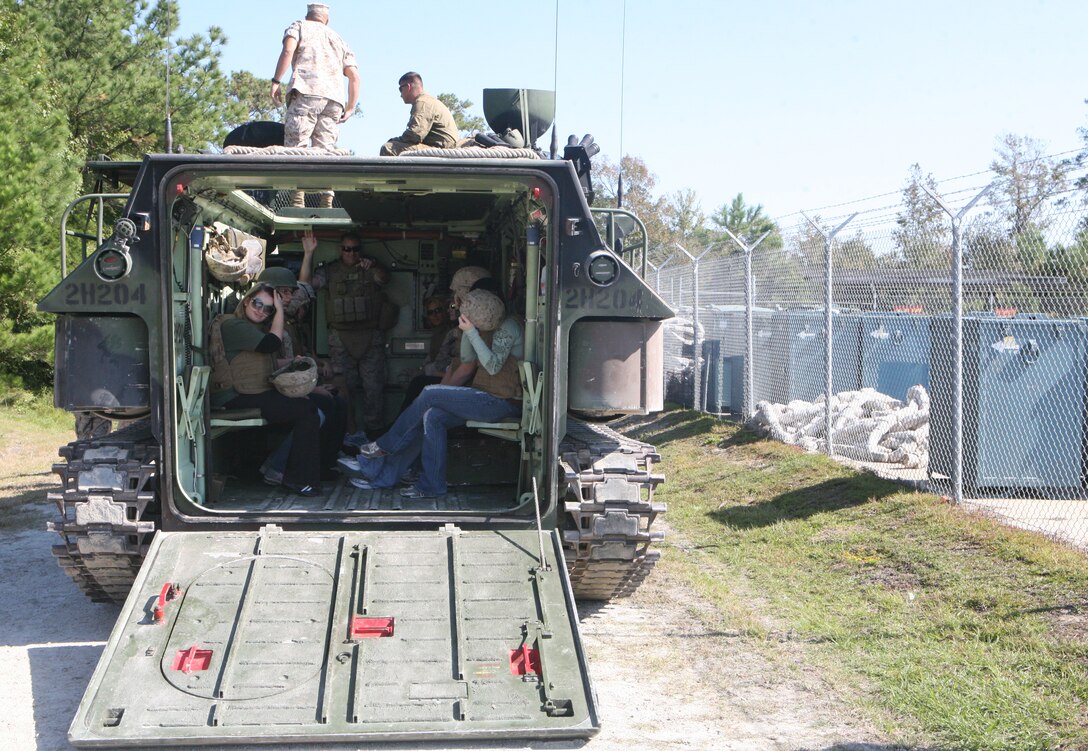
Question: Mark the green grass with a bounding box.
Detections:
[0,396,74,530]
[622,409,1088,751]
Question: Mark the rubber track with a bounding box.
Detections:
[48,420,159,604]
[559,418,666,600]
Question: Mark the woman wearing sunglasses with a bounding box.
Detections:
[208,285,327,497]
[396,293,456,414]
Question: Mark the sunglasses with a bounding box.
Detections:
[250,297,273,314]
[341,245,361,253]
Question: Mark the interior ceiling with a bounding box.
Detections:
[338,191,503,227]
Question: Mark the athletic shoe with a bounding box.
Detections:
[282,482,321,498]
[357,441,388,459]
[399,485,443,500]
[349,477,378,491]
[341,431,370,454]
[337,456,363,476]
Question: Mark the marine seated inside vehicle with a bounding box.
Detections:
[340,288,522,498]
[208,283,346,497]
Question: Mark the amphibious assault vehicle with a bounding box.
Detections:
[41,90,671,744]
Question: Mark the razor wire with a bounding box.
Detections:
[652,155,1088,553]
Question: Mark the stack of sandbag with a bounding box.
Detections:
[749,385,929,468]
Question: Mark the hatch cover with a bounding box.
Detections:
[70,527,598,746]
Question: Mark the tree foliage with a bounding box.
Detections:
[1069,100,1088,201]
[0,4,81,389]
[19,0,241,161]
[709,193,782,252]
[894,163,949,269]
[0,0,238,390]
[226,70,286,128]
[437,93,485,135]
[989,133,1068,236]
[592,155,673,262]
[664,189,711,251]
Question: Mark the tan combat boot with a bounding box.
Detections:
[319,191,335,209]
[290,190,306,208]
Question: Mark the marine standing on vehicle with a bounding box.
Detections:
[271,2,359,206]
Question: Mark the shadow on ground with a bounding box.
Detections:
[801,745,944,751]
[710,476,901,530]
[612,409,723,446]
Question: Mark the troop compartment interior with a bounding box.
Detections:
[168,167,554,524]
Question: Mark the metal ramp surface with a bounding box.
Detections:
[70,526,597,746]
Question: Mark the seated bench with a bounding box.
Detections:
[177,365,269,440]
[209,407,268,438]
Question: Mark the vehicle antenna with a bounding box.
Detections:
[616,0,627,208]
[164,39,173,154]
[550,0,560,158]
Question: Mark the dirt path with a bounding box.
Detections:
[0,414,893,750]
[0,513,892,751]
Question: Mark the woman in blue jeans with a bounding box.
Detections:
[345,288,522,498]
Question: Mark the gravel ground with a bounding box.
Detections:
[0,419,896,751]
[0,513,895,751]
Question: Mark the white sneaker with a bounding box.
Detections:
[337,456,362,475]
[358,441,388,459]
[350,477,377,490]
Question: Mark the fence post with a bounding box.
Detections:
[653,254,675,295]
[719,229,771,419]
[922,182,994,505]
[745,243,755,419]
[676,243,713,411]
[801,212,857,456]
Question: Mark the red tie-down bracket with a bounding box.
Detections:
[152,582,183,624]
[350,616,395,639]
[171,646,213,673]
[508,644,541,676]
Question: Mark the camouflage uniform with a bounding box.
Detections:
[380,93,459,156]
[282,19,357,149]
[308,260,391,431]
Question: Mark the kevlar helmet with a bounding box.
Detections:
[257,267,298,288]
[459,289,505,332]
[270,357,317,398]
[449,266,491,299]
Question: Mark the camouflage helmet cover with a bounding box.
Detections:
[270,357,318,398]
[449,266,491,298]
[459,289,505,332]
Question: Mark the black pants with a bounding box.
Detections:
[226,390,321,487]
[308,390,348,471]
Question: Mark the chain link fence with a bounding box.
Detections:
[653,154,1088,550]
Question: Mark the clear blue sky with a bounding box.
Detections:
[176,0,1088,220]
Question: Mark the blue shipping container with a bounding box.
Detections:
[930,315,1088,495]
[858,312,931,402]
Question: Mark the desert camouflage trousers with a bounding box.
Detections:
[328,328,386,430]
[284,93,343,149]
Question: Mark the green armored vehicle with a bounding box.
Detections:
[41,90,671,745]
